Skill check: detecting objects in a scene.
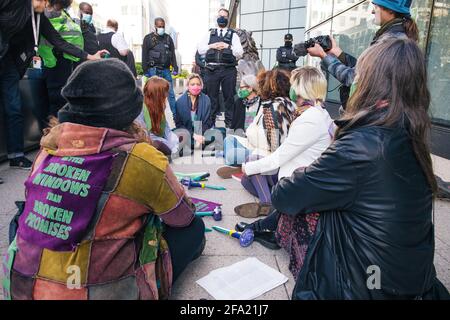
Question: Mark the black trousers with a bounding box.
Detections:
[205,66,237,127]
[163,216,206,283]
[43,57,73,117]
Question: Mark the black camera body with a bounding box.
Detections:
[305,36,332,51]
[294,35,332,57]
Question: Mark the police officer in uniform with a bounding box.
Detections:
[98,19,129,63]
[198,8,243,128]
[142,17,178,117]
[77,2,100,56]
[276,33,299,72]
[40,0,85,117]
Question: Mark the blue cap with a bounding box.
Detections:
[372,0,412,15]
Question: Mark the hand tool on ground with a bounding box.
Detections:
[196,206,223,221]
[181,178,226,191]
[212,226,254,247]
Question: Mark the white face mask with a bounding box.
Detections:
[157,27,165,36]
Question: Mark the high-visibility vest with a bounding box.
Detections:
[39,10,84,68]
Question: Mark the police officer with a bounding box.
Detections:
[276,33,299,72]
[40,0,85,117]
[142,17,178,117]
[98,19,130,63]
[77,2,100,56]
[198,8,244,128]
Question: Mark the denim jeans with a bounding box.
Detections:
[0,54,24,159]
[145,67,176,117]
[223,135,251,166]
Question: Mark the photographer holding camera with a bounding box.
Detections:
[307,0,418,109]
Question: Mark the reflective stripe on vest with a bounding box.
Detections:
[39,10,84,68]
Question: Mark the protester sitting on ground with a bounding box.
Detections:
[217,69,295,183]
[6,59,205,300]
[271,37,450,299]
[175,73,213,150]
[229,75,260,132]
[233,67,333,222]
[136,76,179,157]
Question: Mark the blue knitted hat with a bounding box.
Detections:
[372,0,412,15]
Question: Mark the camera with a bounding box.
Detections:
[294,35,332,57]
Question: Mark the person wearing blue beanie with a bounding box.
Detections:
[307,0,418,108]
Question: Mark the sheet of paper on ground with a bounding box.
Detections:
[196,257,289,300]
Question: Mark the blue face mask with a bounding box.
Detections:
[82,14,92,24]
[157,27,165,36]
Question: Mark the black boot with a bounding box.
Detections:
[235,221,280,250]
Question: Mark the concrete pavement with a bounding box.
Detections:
[1,152,449,300]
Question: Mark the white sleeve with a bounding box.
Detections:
[243,112,322,176]
[197,32,211,56]
[111,33,129,53]
[231,33,244,59]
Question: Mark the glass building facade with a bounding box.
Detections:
[238,0,308,69]
[305,0,450,158]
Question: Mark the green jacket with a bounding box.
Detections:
[39,10,84,68]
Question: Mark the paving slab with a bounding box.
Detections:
[171,255,291,300]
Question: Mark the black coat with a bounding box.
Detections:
[272,119,450,300]
[0,0,87,76]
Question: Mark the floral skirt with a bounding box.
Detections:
[275,212,320,280]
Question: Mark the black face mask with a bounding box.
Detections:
[285,41,293,47]
[217,16,229,28]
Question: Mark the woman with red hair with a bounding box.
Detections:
[137,76,179,156]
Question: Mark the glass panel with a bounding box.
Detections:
[262,29,289,48]
[289,28,306,44]
[240,0,264,14]
[263,10,290,30]
[291,0,308,8]
[331,1,375,58]
[428,0,450,126]
[261,49,272,69]
[290,7,308,28]
[410,0,433,50]
[264,0,290,11]
[251,31,263,49]
[240,12,264,31]
[308,0,333,28]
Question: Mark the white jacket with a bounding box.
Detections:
[243,106,334,179]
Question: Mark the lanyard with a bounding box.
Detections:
[31,3,41,54]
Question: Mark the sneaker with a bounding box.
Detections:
[216,165,242,179]
[0,177,3,184]
[231,172,244,182]
[10,157,33,170]
[234,203,272,218]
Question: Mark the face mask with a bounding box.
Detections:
[285,41,293,47]
[82,14,92,24]
[188,85,202,96]
[157,27,165,36]
[289,87,298,102]
[238,89,252,100]
[217,16,228,28]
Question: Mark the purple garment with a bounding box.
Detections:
[18,152,114,252]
